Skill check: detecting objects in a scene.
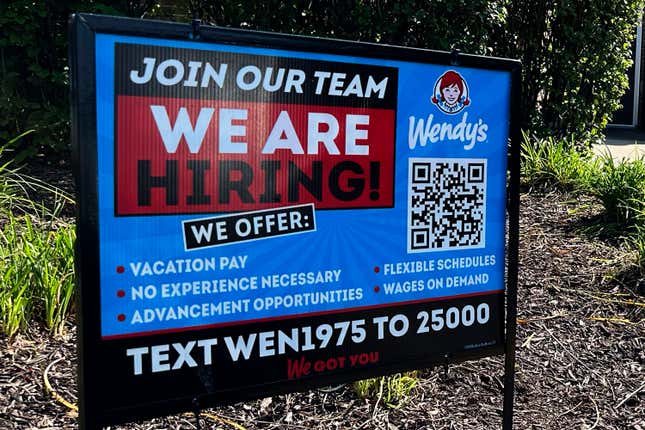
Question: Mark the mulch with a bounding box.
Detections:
[1,186,643,429]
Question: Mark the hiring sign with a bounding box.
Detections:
[70,14,520,429]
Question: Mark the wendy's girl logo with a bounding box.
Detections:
[431,70,470,115]
[408,69,487,150]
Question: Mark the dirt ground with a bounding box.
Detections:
[0,191,643,429]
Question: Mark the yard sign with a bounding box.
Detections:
[70,13,521,429]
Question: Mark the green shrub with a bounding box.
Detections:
[0,1,162,160]
[0,130,37,211]
[0,137,75,337]
[520,132,598,190]
[629,224,645,274]
[353,372,418,408]
[198,0,644,143]
[2,1,643,156]
[498,1,645,143]
[197,1,505,55]
[588,155,645,226]
[0,213,75,337]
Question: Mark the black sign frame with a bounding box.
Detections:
[70,13,521,430]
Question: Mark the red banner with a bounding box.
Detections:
[116,96,395,215]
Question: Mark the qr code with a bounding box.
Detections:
[408,158,486,253]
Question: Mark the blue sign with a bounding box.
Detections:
[72,15,520,429]
[94,34,511,339]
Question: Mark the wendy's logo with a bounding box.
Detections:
[431,70,470,115]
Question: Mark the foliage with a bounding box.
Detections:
[0,1,162,160]
[521,133,645,277]
[0,213,75,337]
[497,0,644,143]
[196,0,643,143]
[587,154,645,227]
[1,1,67,159]
[195,0,506,54]
[2,1,643,157]
[629,225,645,274]
[0,130,35,211]
[521,133,645,227]
[0,137,75,337]
[520,132,598,190]
[353,372,418,408]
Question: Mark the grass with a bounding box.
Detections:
[0,135,75,337]
[0,213,76,337]
[521,133,645,275]
[520,132,598,191]
[630,228,645,275]
[0,131,38,214]
[587,155,645,227]
[353,372,418,408]
[627,202,645,277]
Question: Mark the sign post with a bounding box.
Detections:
[70,13,520,429]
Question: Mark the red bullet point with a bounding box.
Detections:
[373,266,380,273]
[117,314,126,322]
[117,290,126,298]
[374,286,380,293]
[116,266,125,274]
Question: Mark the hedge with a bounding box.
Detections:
[1,0,643,158]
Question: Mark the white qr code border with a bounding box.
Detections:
[407,157,487,253]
